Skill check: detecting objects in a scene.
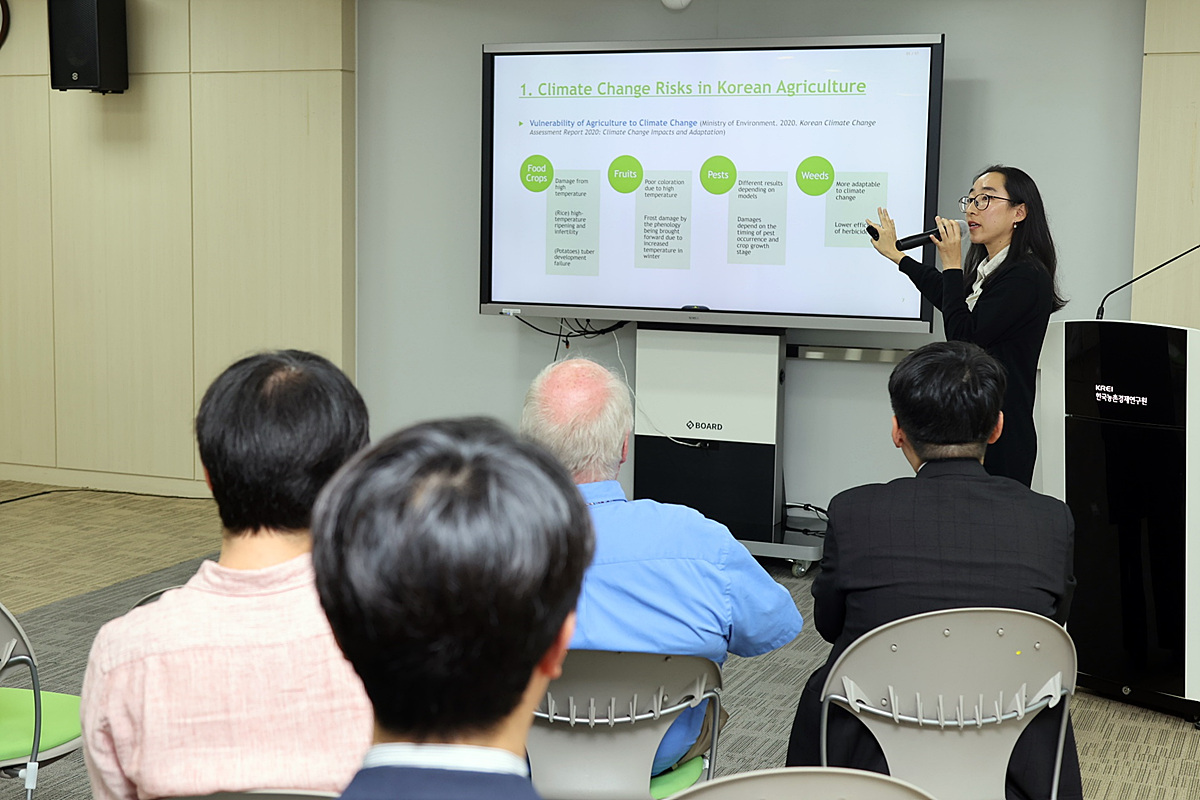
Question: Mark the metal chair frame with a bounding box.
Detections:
[1,602,82,800]
[130,584,184,611]
[670,766,939,800]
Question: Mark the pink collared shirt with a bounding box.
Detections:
[81,554,373,800]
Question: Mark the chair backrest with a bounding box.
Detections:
[821,607,1076,800]
[527,650,722,800]
[671,766,939,800]
[0,601,35,668]
[167,792,338,799]
[131,585,184,611]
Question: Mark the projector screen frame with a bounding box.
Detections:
[480,33,944,335]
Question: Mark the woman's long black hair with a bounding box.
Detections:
[964,164,1067,312]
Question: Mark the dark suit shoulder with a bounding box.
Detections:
[340,766,541,800]
[829,465,1071,534]
[955,469,1072,515]
[824,476,922,547]
[829,476,916,506]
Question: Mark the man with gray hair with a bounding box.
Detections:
[521,357,803,778]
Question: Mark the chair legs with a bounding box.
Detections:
[6,653,41,800]
[705,694,721,781]
[1049,696,1071,800]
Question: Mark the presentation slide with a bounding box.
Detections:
[488,45,935,321]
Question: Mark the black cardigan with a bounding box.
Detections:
[899,252,1054,486]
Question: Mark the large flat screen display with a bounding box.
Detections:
[481,35,943,333]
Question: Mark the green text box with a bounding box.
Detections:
[636,171,692,270]
[728,171,787,265]
[826,172,888,248]
[546,171,602,276]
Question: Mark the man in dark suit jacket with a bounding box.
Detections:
[785,340,1081,800]
[310,418,595,800]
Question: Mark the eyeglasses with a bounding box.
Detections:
[958,194,1016,212]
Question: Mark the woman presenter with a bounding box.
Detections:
[868,165,1066,486]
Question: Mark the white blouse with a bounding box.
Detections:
[965,245,1010,311]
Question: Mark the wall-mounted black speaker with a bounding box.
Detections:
[48,0,128,93]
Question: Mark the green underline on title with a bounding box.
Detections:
[519,92,865,98]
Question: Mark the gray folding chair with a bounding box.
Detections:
[0,602,83,800]
[820,607,1076,800]
[527,650,722,800]
[671,766,938,799]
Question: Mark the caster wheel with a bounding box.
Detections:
[791,560,811,577]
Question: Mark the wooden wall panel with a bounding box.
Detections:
[339,69,357,379]
[191,0,353,73]
[0,0,48,76]
[127,0,191,74]
[1145,0,1200,54]
[1130,52,1200,327]
[340,0,355,74]
[191,69,353,413]
[0,78,56,466]
[0,0,355,494]
[0,0,187,77]
[50,73,195,478]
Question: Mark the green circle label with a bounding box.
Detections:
[700,156,737,195]
[520,155,553,192]
[796,156,834,196]
[608,155,644,193]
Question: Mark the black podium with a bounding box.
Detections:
[1040,319,1198,717]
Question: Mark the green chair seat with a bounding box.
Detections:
[649,755,706,799]
[0,687,83,760]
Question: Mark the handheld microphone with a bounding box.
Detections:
[866,220,967,250]
[1095,243,1200,319]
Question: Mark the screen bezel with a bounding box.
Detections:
[480,34,943,334]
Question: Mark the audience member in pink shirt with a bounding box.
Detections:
[81,350,374,800]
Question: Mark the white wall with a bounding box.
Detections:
[357,0,1145,505]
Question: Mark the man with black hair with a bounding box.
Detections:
[82,350,373,800]
[785,340,1081,800]
[311,417,594,800]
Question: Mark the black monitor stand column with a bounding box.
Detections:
[1040,320,1199,719]
[632,324,822,573]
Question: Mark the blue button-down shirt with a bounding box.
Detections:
[570,480,803,774]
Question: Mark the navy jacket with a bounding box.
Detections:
[338,766,542,800]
